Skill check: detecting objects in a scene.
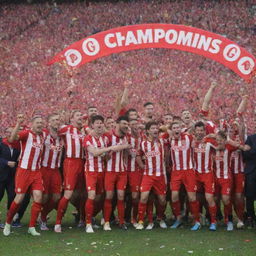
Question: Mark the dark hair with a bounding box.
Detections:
[145,121,158,131]
[116,115,129,123]
[129,118,138,122]
[126,108,137,116]
[172,116,182,122]
[91,115,104,124]
[170,121,180,129]
[181,109,190,114]
[143,102,154,108]
[217,130,227,140]
[164,113,173,117]
[105,116,113,121]
[88,106,97,110]
[194,121,205,129]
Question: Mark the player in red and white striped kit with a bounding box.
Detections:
[103,115,131,231]
[83,115,126,233]
[213,131,250,231]
[39,113,63,231]
[126,118,143,227]
[3,115,45,236]
[136,121,167,230]
[54,110,85,233]
[192,121,217,231]
[169,121,201,231]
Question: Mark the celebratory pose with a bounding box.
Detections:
[54,110,85,233]
[136,121,167,230]
[3,115,45,236]
[103,116,131,231]
[39,113,63,231]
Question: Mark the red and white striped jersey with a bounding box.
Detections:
[230,135,244,174]
[193,138,216,174]
[42,131,63,169]
[18,130,45,171]
[140,138,166,176]
[169,133,194,171]
[58,125,84,159]
[104,130,127,173]
[126,133,142,172]
[213,144,238,179]
[84,134,106,172]
[200,110,217,134]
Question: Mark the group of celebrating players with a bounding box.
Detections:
[1,81,253,236]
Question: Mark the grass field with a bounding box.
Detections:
[0,198,256,256]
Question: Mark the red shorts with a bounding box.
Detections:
[63,158,84,191]
[85,171,104,194]
[104,172,127,191]
[170,169,197,193]
[140,175,166,195]
[215,178,232,196]
[40,167,62,194]
[15,167,44,194]
[233,173,245,194]
[128,171,143,192]
[196,172,215,194]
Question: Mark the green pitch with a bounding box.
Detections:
[0,199,256,256]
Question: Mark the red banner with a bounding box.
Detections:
[48,24,255,82]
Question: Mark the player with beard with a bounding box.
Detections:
[142,102,155,124]
[54,110,85,233]
[126,118,143,227]
[192,121,217,231]
[136,121,167,230]
[84,115,127,233]
[169,121,201,231]
[103,116,131,231]
[213,131,250,231]
[3,115,45,236]
[39,113,63,231]
[105,117,115,132]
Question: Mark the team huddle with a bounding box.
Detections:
[1,82,253,236]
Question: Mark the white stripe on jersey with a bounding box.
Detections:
[66,128,72,157]
[20,133,33,169]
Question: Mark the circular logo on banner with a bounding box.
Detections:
[82,38,100,56]
[64,49,82,67]
[223,44,241,62]
[238,57,255,75]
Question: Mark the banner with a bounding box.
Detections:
[48,24,256,82]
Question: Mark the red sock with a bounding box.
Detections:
[41,199,57,222]
[29,202,42,227]
[6,201,21,224]
[224,202,232,223]
[56,197,69,225]
[132,199,139,222]
[208,205,217,224]
[157,203,166,220]
[189,201,200,222]
[85,199,94,224]
[172,201,181,218]
[147,200,154,223]
[138,202,147,222]
[235,200,244,221]
[117,200,125,225]
[104,199,112,222]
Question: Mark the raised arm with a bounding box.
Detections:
[115,82,130,115]
[236,95,249,116]
[202,81,217,112]
[9,114,24,143]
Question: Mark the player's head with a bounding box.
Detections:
[194,121,206,140]
[31,115,43,134]
[105,116,115,131]
[144,102,154,118]
[145,121,159,139]
[129,118,139,134]
[48,113,60,130]
[170,121,182,138]
[4,127,13,139]
[181,109,192,124]
[216,130,227,150]
[87,106,98,117]
[91,115,105,134]
[126,108,138,120]
[163,113,173,125]
[116,115,129,136]
[70,110,83,127]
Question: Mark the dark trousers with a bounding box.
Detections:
[245,171,256,219]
